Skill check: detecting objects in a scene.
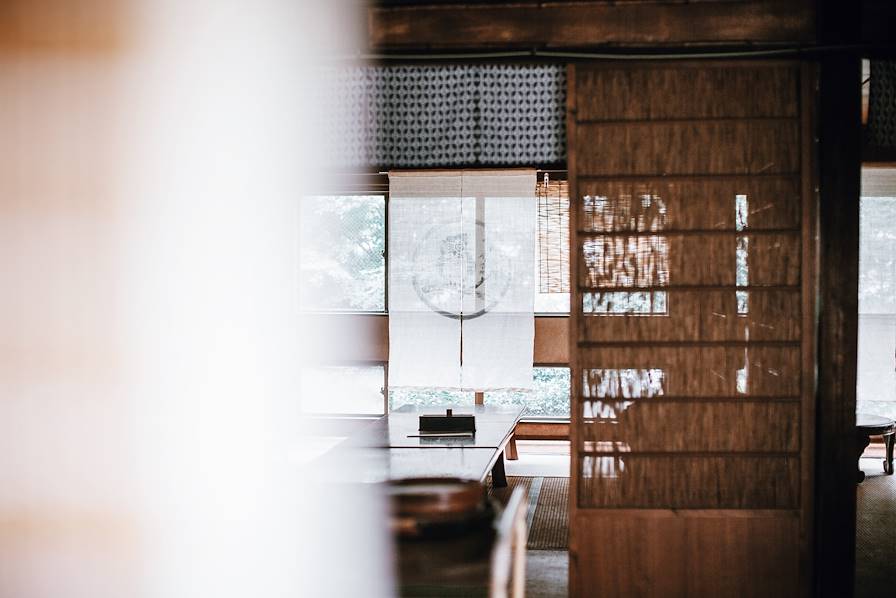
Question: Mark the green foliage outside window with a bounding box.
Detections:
[300,195,386,312]
[389,368,570,418]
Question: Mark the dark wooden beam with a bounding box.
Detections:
[368,0,815,50]
[859,0,896,46]
[813,54,861,598]
[862,142,896,164]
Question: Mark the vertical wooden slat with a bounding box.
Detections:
[798,60,818,596]
[566,61,581,598]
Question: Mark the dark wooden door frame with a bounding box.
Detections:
[813,54,861,598]
[813,0,862,594]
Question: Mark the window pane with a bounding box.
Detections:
[299,195,385,311]
[300,365,385,415]
[857,195,896,419]
[484,367,570,418]
[389,388,474,411]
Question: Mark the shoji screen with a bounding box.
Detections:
[568,62,814,597]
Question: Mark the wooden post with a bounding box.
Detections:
[813,2,861,595]
[506,435,519,461]
[813,54,861,598]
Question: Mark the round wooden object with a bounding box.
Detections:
[389,477,485,519]
[388,477,488,538]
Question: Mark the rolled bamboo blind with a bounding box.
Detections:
[537,177,570,294]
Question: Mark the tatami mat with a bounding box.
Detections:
[489,476,569,551]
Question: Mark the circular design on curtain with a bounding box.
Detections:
[411,220,512,320]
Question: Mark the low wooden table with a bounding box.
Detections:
[855,413,896,483]
[342,404,524,487]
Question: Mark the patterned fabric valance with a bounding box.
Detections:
[321,64,566,169]
[869,61,896,148]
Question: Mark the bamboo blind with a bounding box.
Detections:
[537,177,570,294]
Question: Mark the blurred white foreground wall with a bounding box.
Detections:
[0,1,391,596]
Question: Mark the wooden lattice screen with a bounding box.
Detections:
[569,61,814,597]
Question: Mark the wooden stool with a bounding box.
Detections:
[856,413,896,483]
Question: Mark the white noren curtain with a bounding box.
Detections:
[388,170,536,391]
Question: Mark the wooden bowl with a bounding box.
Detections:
[387,477,490,538]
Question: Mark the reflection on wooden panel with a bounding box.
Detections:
[576,120,800,176]
[581,346,800,397]
[578,455,799,508]
[580,233,800,288]
[583,290,668,315]
[579,177,801,232]
[574,513,800,597]
[582,367,665,401]
[581,192,667,233]
[581,234,669,288]
[581,289,801,342]
[580,401,800,452]
[576,66,799,122]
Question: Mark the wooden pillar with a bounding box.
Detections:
[812,0,862,594]
[813,54,861,598]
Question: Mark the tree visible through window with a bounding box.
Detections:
[299,195,386,312]
[486,367,571,418]
[389,368,570,418]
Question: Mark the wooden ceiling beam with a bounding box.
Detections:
[368,0,816,51]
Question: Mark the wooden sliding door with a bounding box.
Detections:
[568,61,814,597]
